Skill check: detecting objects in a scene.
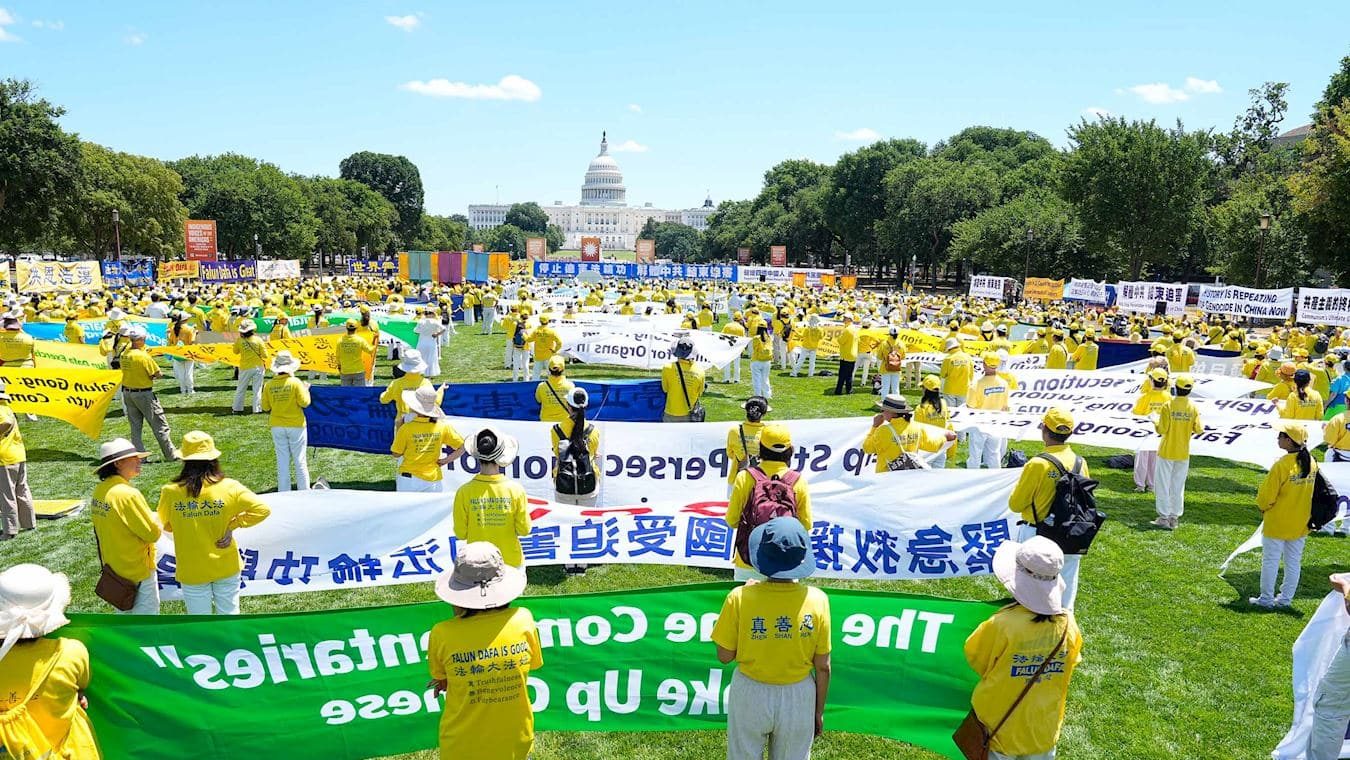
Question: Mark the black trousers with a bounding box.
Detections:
[835,360,856,394]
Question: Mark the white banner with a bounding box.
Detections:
[1116,281,1186,317]
[969,276,1010,301]
[1012,368,1270,400]
[907,352,1046,373]
[737,266,835,285]
[1065,278,1108,304]
[1297,288,1350,328]
[554,322,749,370]
[1005,391,1278,421]
[256,259,301,281]
[1273,592,1350,760]
[1197,285,1293,319]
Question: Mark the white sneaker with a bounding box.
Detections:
[1248,597,1274,608]
[1151,517,1169,528]
[1273,597,1294,608]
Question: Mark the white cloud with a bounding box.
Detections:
[1126,82,1189,104]
[610,139,648,153]
[1083,106,1112,119]
[124,31,146,46]
[32,19,64,30]
[834,127,881,141]
[399,74,541,102]
[1184,76,1222,94]
[385,14,421,31]
[627,103,642,113]
[0,8,21,42]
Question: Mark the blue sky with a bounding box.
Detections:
[3,1,1348,216]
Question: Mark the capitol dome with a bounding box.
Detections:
[580,131,627,206]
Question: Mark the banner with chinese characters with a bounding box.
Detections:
[16,260,104,293]
[63,583,997,760]
[1197,285,1293,319]
[1064,278,1108,304]
[532,261,738,282]
[157,260,200,281]
[256,259,301,280]
[1115,281,1186,317]
[968,275,1010,300]
[347,260,398,276]
[199,259,258,283]
[101,259,155,288]
[148,465,1022,600]
[0,366,121,437]
[769,245,788,267]
[1296,287,1350,327]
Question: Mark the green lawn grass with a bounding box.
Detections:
[1,322,1332,760]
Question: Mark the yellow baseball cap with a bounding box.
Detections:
[547,355,565,371]
[1042,407,1074,435]
[982,352,1002,368]
[1280,422,1308,446]
[1279,362,1297,379]
[759,424,793,453]
[1174,374,1194,390]
[539,315,551,324]
[922,374,941,391]
[344,319,358,330]
[1148,367,1168,382]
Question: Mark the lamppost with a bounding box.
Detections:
[111,209,122,262]
[254,233,262,259]
[1023,227,1034,282]
[1256,212,1272,287]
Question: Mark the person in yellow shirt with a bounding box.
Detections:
[721,313,747,384]
[913,375,955,467]
[167,310,198,395]
[1046,330,1069,370]
[454,428,531,566]
[0,315,35,367]
[428,543,541,760]
[1067,329,1097,371]
[1250,423,1316,609]
[231,321,269,414]
[391,385,466,493]
[967,354,1013,469]
[1281,369,1324,420]
[0,564,101,759]
[940,338,974,407]
[1131,367,1171,493]
[337,319,377,386]
[480,288,499,334]
[158,431,271,614]
[461,289,478,327]
[697,303,715,329]
[833,315,859,396]
[0,390,34,541]
[875,327,907,398]
[535,356,576,422]
[726,396,770,489]
[1152,374,1203,530]
[749,324,774,399]
[381,349,436,430]
[712,516,831,757]
[261,352,312,492]
[90,437,159,613]
[1267,362,1298,402]
[792,314,824,378]
[1008,408,1087,609]
[61,313,82,345]
[119,325,177,461]
[964,536,1083,760]
[724,424,812,581]
[661,338,705,422]
[1167,338,1196,374]
[526,315,562,380]
[862,394,955,472]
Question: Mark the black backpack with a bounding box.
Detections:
[1310,469,1340,530]
[554,424,597,496]
[1032,453,1105,555]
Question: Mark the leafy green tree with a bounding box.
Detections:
[932,126,1055,172]
[652,222,702,263]
[1060,117,1211,279]
[638,217,658,240]
[754,159,835,267]
[504,202,549,234]
[0,79,81,251]
[300,177,398,257]
[881,158,1002,285]
[950,189,1105,279]
[702,200,754,261]
[1290,102,1350,280]
[1209,173,1307,287]
[545,223,565,253]
[170,154,319,259]
[60,142,187,259]
[409,213,468,251]
[338,151,425,240]
[824,139,926,271]
[482,224,527,257]
[1213,83,1294,184]
[1314,53,1350,121]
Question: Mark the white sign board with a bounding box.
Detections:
[1197,285,1293,319]
[1116,281,1186,317]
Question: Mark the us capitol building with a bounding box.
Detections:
[467,132,715,251]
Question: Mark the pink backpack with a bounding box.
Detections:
[735,468,801,564]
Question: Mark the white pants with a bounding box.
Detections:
[723,357,743,384]
[793,349,817,377]
[967,429,1002,469]
[1153,457,1189,518]
[1258,536,1306,604]
[1133,449,1158,490]
[1308,635,1350,760]
[856,355,875,380]
[726,670,815,760]
[463,308,475,325]
[416,338,441,379]
[272,426,310,492]
[878,372,901,397]
[1322,449,1350,532]
[396,474,444,492]
[233,367,264,413]
[172,359,195,395]
[512,349,531,382]
[1017,523,1080,609]
[481,307,497,334]
[504,341,514,369]
[181,573,241,615]
[773,335,788,368]
[532,359,548,380]
[992,750,1056,760]
[115,577,160,615]
[442,320,456,339]
[751,360,773,399]
[929,450,947,469]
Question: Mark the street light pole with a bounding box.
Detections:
[111,209,122,262]
[1023,227,1034,282]
[254,233,262,259]
[1256,212,1272,288]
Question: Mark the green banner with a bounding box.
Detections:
[325,313,419,346]
[251,315,312,334]
[60,583,998,759]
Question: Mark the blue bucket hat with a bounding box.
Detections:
[748,517,816,580]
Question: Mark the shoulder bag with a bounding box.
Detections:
[952,625,1068,760]
[675,361,705,422]
[93,528,139,611]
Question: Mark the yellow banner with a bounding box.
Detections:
[158,261,200,281]
[32,340,107,370]
[15,261,104,293]
[1023,277,1065,302]
[0,367,120,438]
[151,334,338,374]
[815,326,1030,358]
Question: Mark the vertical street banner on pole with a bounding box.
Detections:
[525,237,548,262]
[184,220,217,262]
[770,245,788,267]
[737,247,751,265]
[634,238,656,263]
[580,236,602,262]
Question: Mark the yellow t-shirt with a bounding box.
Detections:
[861,418,947,473]
[724,461,813,569]
[1046,343,1068,370]
[941,351,974,396]
[964,606,1083,757]
[380,374,431,415]
[710,582,832,684]
[836,327,859,362]
[1257,452,1315,541]
[799,326,823,350]
[661,360,705,417]
[391,418,465,482]
[0,405,25,466]
[1155,396,1203,461]
[62,322,83,344]
[157,478,272,585]
[0,329,34,364]
[751,334,774,362]
[0,638,100,759]
[913,398,952,429]
[337,334,375,375]
[91,475,161,583]
[528,326,562,361]
[428,607,543,760]
[261,374,311,428]
[1167,345,1195,373]
[1132,388,1171,418]
[453,474,531,567]
[1324,412,1350,450]
[550,418,600,478]
[722,321,747,339]
[1070,342,1098,370]
[725,421,766,484]
[1281,389,1324,420]
[233,335,269,370]
[120,347,161,388]
[1267,381,1294,402]
[535,376,576,422]
[1009,445,1088,525]
[968,375,1012,412]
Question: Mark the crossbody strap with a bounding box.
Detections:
[739,424,749,460]
[544,380,567,411]
[987,625,1069,741]
[675,361,693,408]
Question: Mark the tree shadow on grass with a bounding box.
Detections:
[318,480,396,493]
[26,448,91,464]
[1218,562,1342,616]
[158,404,250,416]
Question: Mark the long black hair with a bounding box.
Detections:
[918,387,943,415]
[174,459,224,498]
[1295,369,1311,402]
[567,398,588,452]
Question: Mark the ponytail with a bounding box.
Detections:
[1297,445,1312,478]
[1297,375,1310,401]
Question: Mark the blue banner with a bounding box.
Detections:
[533,261,738,282]
[101,260,155,288]
[200,260,257,283]
[306,379,667,454]
[23,318,169,347]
